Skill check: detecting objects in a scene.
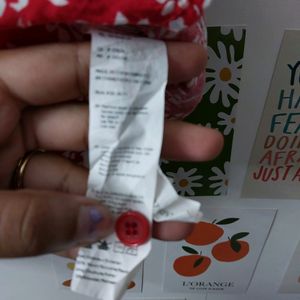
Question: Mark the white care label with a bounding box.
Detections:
[71,30,202,300]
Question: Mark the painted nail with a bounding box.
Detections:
[77,206,107,242]
[89,208,103,225]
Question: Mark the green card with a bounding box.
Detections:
[161,26,246,196]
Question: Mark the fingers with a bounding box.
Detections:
[22,153,196,242]
[0,81,20,145]
[23,152,88,194]
[162,120,224,161]
[0,42,206,106]
[0,190,113,257]
[57,220,195,260]
[0,43,90,106]
[22,103,88,152]
[166,42,207,84]
[22,103,223,161]
[152,221,194,241]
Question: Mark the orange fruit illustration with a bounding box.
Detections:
[173,246,211,277]
[62,279,72,287]
[212,232,250,262]
[173,254,211,277]
[185,218,239,246]
[185,222,223,245]
[127,281,136,289]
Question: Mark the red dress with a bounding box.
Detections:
[0,0,207,119]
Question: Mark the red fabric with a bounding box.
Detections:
[0,0,207,119]
[0,0,205,29]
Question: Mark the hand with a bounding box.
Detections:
[0,41,223,257]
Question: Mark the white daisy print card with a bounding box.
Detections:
[242,30,300,199]
[161,26,246,196]
[163,207,276,294]
[279,240,300,293]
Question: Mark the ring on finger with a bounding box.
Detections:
[10,149,46,190]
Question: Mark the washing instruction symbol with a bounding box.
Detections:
[84,240,111,250]
[98,240,110,250]
[113,242,138,256]
[173,218,250,277]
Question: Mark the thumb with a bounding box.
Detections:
[0,190,113,257]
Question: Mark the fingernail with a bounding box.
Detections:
[77,206,111,242]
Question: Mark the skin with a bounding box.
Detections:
[0,41,223,258]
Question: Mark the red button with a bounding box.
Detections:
[115,211,151,246]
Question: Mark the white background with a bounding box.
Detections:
[202,1,300,299]
[1,1,300,300]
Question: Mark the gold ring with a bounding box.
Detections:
[10,149,46,190]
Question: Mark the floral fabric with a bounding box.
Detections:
[0,0,208,119]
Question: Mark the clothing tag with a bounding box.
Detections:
[71,30,202,300]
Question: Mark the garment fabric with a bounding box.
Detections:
[0,0,208,119]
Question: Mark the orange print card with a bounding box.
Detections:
[163,207,276,294]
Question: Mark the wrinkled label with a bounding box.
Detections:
[71,30,201,300]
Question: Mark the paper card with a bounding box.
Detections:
[279,240,300,293]
[51,255,75,290]
[161,26,246,196]
[51,254,143,293]
[242,30,300,199]
[163,207,276,293]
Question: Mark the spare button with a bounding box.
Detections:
[115,211,151,246]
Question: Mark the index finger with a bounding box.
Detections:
[0,41,207,107]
